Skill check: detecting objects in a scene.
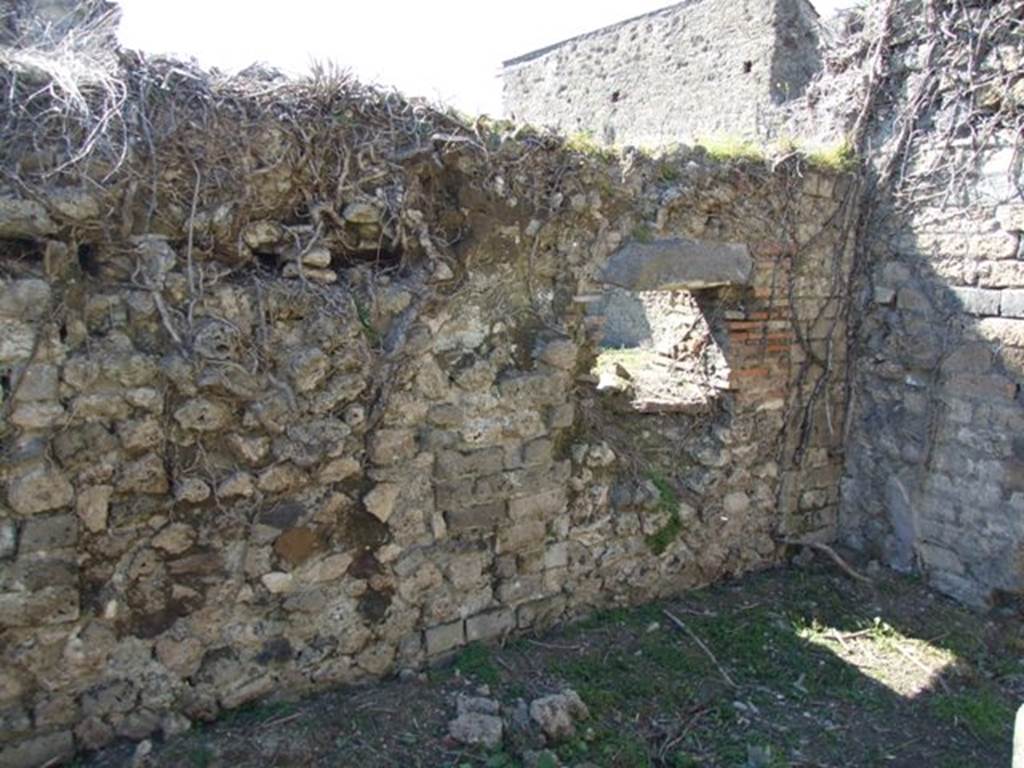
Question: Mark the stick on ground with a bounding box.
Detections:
[662,608,737,689]
[782,538,873,584]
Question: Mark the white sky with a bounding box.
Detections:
[117,0,852,115]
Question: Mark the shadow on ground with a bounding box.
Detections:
[83,559,1021,767]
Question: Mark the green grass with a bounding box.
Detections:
[931,688,1014,741]
[644,470,682,555]
[452,642,502,687]
[565,131,618,161]
[805,139,857,172]
[352,296,380,345]
[631,222,655,243]
[697,135,766,163]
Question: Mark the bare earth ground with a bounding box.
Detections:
[83,560,1022,768]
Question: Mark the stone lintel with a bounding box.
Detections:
[600,237,754,291]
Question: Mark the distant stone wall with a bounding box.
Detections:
[501,0,823,147]
[0,112,851,764]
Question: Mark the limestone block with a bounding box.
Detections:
[509,489,567,521]
[978,318,1024,348]
[424,620,464,655]
[1002,290,1024,318]
[0,197,56,238]
[0,279,51,320]
[173,398,232,432]
[997,204,1024,232]
[256,464,305,494]
[364,483,400,524]
[261,572,294,594]
[10,402,65,430]
[116,453,169,495]
[368,429,416,465]
[952,287,1001,316]
[287,347,330,393]
[601,238,753,290]
[0,320,37,364]
[0,587,79,627]
[18,514,77,551]
[217,472,254,498]
[70,392,131,423]
[979,260,1024,288]
[7,465,74,516]
[76,486,112,533]
[227,433,271,465]
[466,609,514,642]
[435,448,504,480]
[318,457,361,483]
[10,363,59,401]
[174,478,210,504]
[537,338,578,370]
[151,523,196,555]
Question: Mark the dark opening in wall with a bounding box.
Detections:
[77,243,99,276]
[0,238,44,266]
[742,61,753,74]
[611,90,622,103]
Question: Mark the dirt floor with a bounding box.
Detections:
[82,559,1022,768]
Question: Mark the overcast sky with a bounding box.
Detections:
[117,0,853,115]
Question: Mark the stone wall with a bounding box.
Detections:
[501,0,823,147]
[841,145,1024,606]
[835,2,1024,607]
[0,59,853,762]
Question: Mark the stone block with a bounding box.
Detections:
[979,261,1024,288]
[435,448,505,481]
[0,730,74,768]
[0,279,51,319]
[522,438,554,466]
[0,587,79,627]
[996,204,1024,231]
[508,489,567,521]
[952,287,1001,316]
[498,371,565,404]
[496,520,546,554]
[516,595,567,629]
[601,238,753,290]
[1002,290,1024,318]
[18,514,77,552]
[364,483,400,524]
[6,465,73,516]
[424,620,464,656]
[978,318,1024,347]
[537,339,578,370]
[117,453,169,495]
[9,402,64,430]
[548,403,575,429]
[544,541,569,569]
[173,398,232,432]
[445,502,505,533]
[368,429,417,465]
[496,573,546,605]
[465,609,514,642]
[10,364,59,402]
